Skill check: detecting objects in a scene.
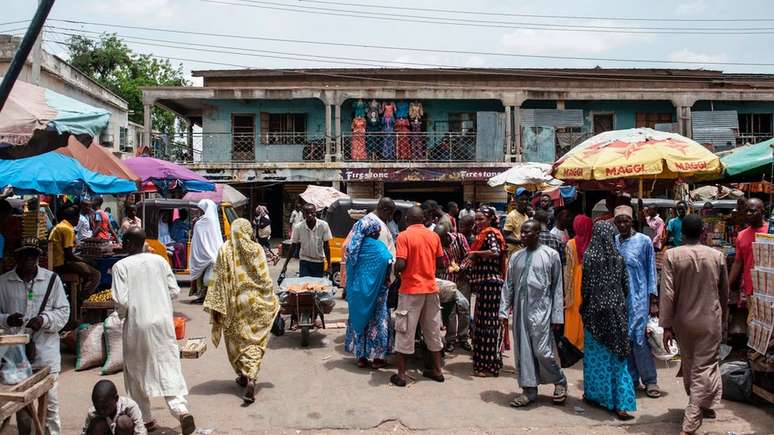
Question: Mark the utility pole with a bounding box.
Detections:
[30,0,44,85]
[0,0,55,111]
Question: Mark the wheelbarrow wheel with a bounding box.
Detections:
[301,326,311,347]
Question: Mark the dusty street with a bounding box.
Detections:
[17,262,774,434]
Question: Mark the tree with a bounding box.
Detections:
[67,34,188,137]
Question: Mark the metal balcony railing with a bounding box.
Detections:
[340,132,477,162]
[737,133,773,146]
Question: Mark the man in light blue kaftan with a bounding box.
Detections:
[613,206,661,397]
[499,220,567,407]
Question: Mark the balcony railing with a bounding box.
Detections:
[737,133,773,146]
[340,132,477,162]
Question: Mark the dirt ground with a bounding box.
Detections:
[6,261,773,434]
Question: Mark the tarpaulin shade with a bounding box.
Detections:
[721,139,773,179]
[184,184,248,207]
[123,157,215,192]
[300,185,349,210]
[55,136,140,183]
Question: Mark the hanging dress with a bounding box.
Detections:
[395,118,410,160]
[351,117,367,160]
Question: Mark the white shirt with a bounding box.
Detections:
[550,227,570,243]
[291,218,332,263]
[0,268,70,373]
[75,214,92,242]
[112,253,187,397]
[289,210,304,226]
[82,396,146,435]
[459,209,476,220]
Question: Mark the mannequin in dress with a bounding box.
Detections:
[395,117,410,159]
[351,117,367,160]
[396,101,409,120]
[354,99,367,118]
[366,99,381,158]
[409,101,424,121]
[410,117,425,160]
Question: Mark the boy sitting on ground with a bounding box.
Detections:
[82,380,145,435]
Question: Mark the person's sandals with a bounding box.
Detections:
[473,370,498,378]
[552,384,567,405]
[180,414,196,435]
[235,375,248,388]
[458,340,473,352]
[701,408,717,419]
[422,370,445,383]
[444,342,456,353]
[243,380,256,403]
[615,411,634,421]
[371,359,387,369]
[357,358,369,368]
[389,374,407,387]
[645,384,662,398]
[509,394,534,408]
[144,421,160,432]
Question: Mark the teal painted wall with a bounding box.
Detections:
[694,101,774,113]
[201,99,325,161]
[564,100,676,131]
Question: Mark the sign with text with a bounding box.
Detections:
[340,167,507,182]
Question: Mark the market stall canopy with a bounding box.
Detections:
[487,162,561,189]
[123,157,215,193]
[0,152,137,195]
[720,138,773,180]
[553,128,721,181]
[0,78,110,159]
[300,185,349,210]
[183,184,248,207]
[689,185,743,202]
[55,136,140,183]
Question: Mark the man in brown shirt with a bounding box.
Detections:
[660,214,729,435]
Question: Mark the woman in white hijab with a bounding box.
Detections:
[190,199,224,303]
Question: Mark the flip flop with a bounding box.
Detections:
[243,380,256,403]
[616,411,635,421]
[422,370,445,383]
[552,384,567,405]
[509,394,534,408]
[645,384,662,398]
[180,414,196,435]
[390,374,407,387]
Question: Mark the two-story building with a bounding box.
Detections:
[141,67,774,235]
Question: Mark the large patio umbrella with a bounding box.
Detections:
[0,78,110,159]
[55,136,140,183]
[487,162,562,189]
[184,184,248,207]
[300,185,349,210]
[0,152,137,195]
[123,157,215,193]
[720,138,773,181]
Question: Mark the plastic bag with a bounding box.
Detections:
[554,331,584,368]
[436,279,458,303]
[720,360,752,403]
[646,316,679,361]
[0,345,33,385]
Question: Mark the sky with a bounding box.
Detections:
[4,0,774,86]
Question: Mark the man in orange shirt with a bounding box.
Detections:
[391,207,445,387]
[729,198,768,303]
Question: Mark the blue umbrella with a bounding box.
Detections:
[0,152,137,195]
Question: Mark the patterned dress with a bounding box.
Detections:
[583,330,637,412]
[344,284,392,360]
[470,232,504,375]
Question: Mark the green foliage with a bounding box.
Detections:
[66,34,188,136]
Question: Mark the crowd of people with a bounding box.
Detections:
[0,189,766,435]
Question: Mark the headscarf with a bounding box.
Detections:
[572,215,593,260]
[614,205,633,218]
[205,218,278,348]
[580,221,631,359]
[470,206,507,276]
[345,216,392,333]
[345,214,382,269]
[190,199,224,280]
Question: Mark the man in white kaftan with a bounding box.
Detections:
[499,220,567,407]
[112,228,196,434]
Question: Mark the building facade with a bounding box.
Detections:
[0,35,129,153]
[141,68,774,235]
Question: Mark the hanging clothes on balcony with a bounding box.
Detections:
[351,117,367,160]
[395,118,411,159]
[366,117,381,159]
[354,99,367,118]
[410,118,425,160]
[381,102,396,121]
[382,115,396,159]
[396,101,409,119]
[409,101,424,121]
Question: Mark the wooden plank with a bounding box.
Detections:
[4,368,49,394]
[0,335,29,345]
[0,376,54,403]
[753,385,774,405]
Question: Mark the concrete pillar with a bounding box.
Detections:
[504,105,512,161]
[334,103,342,159]
[143,103,152,152]
[324,104,332,162]
[186,121,194,162]
[677,106,693,138]
[556,100,565,110]
[513,105,522,161]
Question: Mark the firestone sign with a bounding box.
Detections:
[341,167,506,182]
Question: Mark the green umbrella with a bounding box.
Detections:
[721,138,773,180]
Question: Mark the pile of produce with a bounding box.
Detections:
[85,289,112,303]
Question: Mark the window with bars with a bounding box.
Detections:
[635,112,673,129]
[232,114,256,161]
[738,113,773,137]
[260,113,307,145]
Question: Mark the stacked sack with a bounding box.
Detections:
[74,312,124,375]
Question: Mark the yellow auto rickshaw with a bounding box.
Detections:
[138,199,237,281]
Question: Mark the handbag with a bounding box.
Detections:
[25,274,57,362]
[387,278,401,310]
[270,313,285,337]
[554,330,584,368]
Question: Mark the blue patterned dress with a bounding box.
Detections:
[583,329,637,412]
[344,284,392,360]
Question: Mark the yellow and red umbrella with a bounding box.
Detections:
[553,128,721,181]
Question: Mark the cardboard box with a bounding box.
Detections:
[179,337,207,359]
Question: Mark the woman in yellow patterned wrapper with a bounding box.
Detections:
[204,218,279,404]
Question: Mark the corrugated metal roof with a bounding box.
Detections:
[692,110,739,130]
[654,122,677,133]
[520,109,584,128]
[693,127,737,151]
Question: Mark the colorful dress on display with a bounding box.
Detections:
[396,101,409,119]
[354,100,367,118]
[409,101,424,120]
[351,117,367,160]
[395,118,411,159]
[410,118,425,159]
[381,114,396,159]
[381,102,396,120]
[366,114,381,159]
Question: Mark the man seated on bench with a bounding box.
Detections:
[49,206,101,302]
